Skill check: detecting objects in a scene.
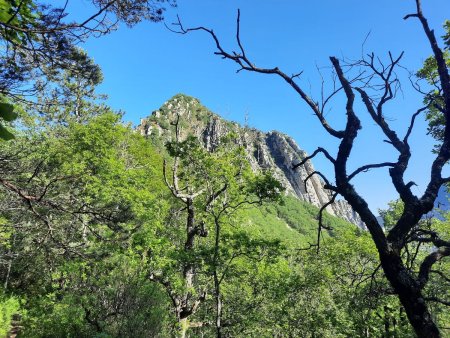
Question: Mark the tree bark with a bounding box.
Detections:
[180,318,188,338]
[344,186,441,337]
[380,253,440,338]
[213,217,222,338]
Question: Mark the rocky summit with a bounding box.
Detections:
[138,94,364,228]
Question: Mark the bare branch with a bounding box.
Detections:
[292,147,335,170]
[315,192,338,253]
[348,162,396,181]
[430,270,450,284]
[412,229,450,248]
[404,106,428,144]
[235,9,246,58]
[174,12,345,138]
[405,0,450,116]
[355,87,406,153]
[149,272,180,311]
[303,171,336,193]
[423,297,450,307]
[296,242,319,252]
[418,246,450,289]
[163,159,181,200]
[205,183,228,211]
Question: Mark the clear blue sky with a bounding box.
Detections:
[73,0,449,213]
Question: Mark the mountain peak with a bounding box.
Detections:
[138,94,364,228]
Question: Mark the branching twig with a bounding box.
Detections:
[292,147,336,170]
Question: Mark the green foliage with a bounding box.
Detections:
[237,195,354,248]
[1,96,435,336]
[378,200,450,335]
[0,102,17,140]
[444,20,450,48]
[417,21,450,144]
[0,103,16,122]
[238,203,308,246]
[276,196,350,233]
[21,255,170,337]
[0,292,20,337]
[421,216,450,331]
[0,107,170,336]
[152,130,286,336]
[0,0,175,103]
[250,171,284,201]
[2,65,441,336]
[0,0,38,44]
[379,199,404,230]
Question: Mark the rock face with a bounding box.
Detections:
[138,94,364,228]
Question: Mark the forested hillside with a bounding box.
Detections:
[0,92,447,337]
[0,0,449,337]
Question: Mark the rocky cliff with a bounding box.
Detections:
[138,94,364,228]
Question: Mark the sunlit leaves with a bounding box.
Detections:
[0,102,17,140]
[416,22,450,144]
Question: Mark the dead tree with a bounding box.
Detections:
[171,1,450,336]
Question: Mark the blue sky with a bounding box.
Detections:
[73,0,449,212]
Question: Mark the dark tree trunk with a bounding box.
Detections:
[380,253,440,338]
[345,187,441,338]
[213,217,222,338]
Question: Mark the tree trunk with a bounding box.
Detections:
[341,188,441,337]
[214,274,222,338]
[213,217,222,338]
[180,318,188,338]
[380,253,440,338]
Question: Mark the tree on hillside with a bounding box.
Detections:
[0,110,170,335]
[174,0,450,336]
[149,117,282,337]
[416,20,450,146]
[0,0,175,139]
[0,0,175,99]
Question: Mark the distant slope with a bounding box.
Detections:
[430,186,449,219]
[238,195,356,248]
[435,186,449,211]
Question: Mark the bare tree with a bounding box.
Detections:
[170,1,450,336]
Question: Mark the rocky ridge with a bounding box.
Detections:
[138,94,364,228]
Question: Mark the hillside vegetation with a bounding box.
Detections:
[0,92,447,337]
[0,1,449,336]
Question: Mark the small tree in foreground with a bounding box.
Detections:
[173,0,450,336]
[149,118,282,337]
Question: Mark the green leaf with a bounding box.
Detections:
[0,103,17,122]
[0,124,14,140]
